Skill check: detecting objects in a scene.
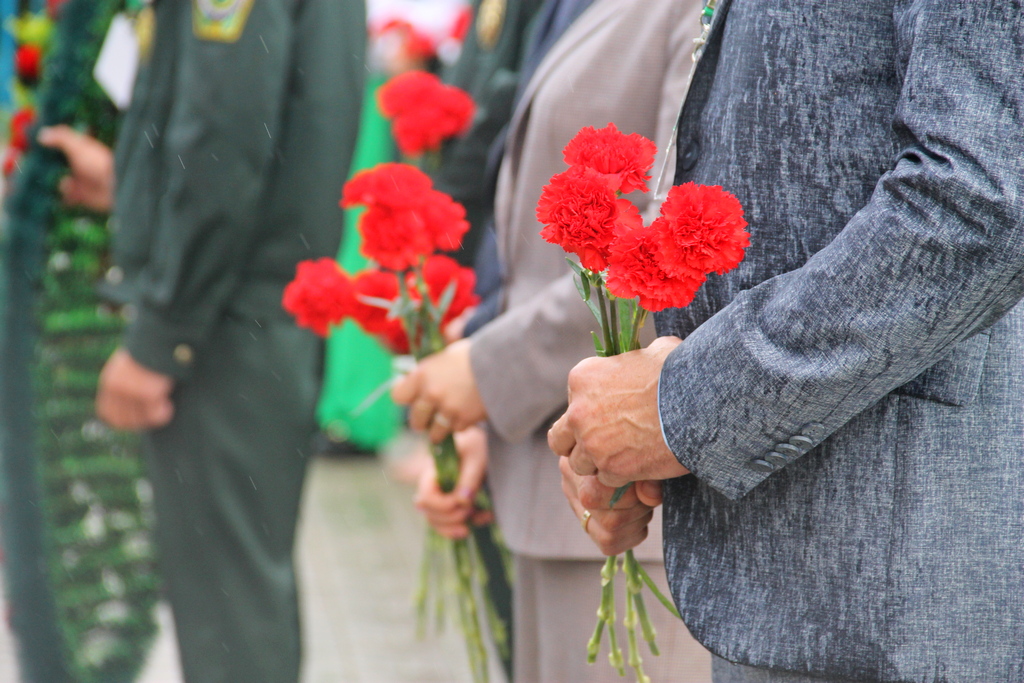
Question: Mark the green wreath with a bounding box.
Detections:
[0,1,160,681]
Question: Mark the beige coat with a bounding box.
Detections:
[470,0,703,560]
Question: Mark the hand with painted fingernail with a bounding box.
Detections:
[413,426,493,539]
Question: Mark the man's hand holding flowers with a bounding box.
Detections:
[559,458,664,557]
[549,336,689,489]
[536,123,748,679]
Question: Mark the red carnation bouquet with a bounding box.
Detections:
[283,163,509,683]
[538,124,749,682]
[378,70,475,161]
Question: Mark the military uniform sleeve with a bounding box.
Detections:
[122,0,295,379]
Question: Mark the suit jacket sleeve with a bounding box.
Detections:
[121,0,294,379]
[471,7,699,443]
[659,2,1024,499]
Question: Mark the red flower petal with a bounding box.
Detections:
[562,123,657,194]
[282,258,355,337]
[657,182,750,278]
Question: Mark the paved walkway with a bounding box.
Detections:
[136,443,501,683]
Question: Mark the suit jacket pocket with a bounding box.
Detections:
[893,332,991,406]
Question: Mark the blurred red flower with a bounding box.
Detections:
[282,258,354,337]
[562,123,657,195]
[378,71,475,157]
[351,269,409,354]
[342,163,468,270]
[537,165,641,272]
[10,107,35,152]
[417,254,479,325]
[15,45,42,83]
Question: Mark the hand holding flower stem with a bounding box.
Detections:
[538,123,748,681]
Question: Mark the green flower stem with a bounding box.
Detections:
[636,560,681,619]
[402,261,512,683]
[433,435,460,493]
[608,292,621,355]
[453,539,488,683]
[594,285,615,358]
[576,274,680,681]
[631,308,649,351]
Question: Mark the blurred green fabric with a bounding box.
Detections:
[317,75,401,450]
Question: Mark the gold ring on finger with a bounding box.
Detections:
[580,509,592,533]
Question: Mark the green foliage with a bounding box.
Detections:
[4,1,161,681]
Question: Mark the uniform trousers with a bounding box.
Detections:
[513,554,712,683]
[144,310,319,683]
[712,655,865,683]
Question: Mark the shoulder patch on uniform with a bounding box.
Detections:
[192,0,254,43]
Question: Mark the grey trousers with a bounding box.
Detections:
[512,554,712,683]
[712,655,865,683]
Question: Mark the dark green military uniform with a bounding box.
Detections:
[434,0,544,264]
[109,1,364,681]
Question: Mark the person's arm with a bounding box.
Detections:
[554,2,1024,501]
[659,3,1024,500]
[121,0,295,379]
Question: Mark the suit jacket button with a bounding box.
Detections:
[679,138,701,172]
[747,458,775,473]
[801,422,826,440]
[173,344,194,366]
[789,435,814,450]
[764,452,789,467]
[775,443,802,459]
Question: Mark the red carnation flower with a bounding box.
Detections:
[351,269,409,354]
[419,188,470,253]
[657,182,749,277]
[418,254,479,325]
[15,45,42,83]
[342,163,439,270]
[9,107,35,152]
[342,162,434,209]
[562,123,657,194]
[605,220,706,312]
[282,258,355,337]
[378,71,475,157]
[537,165,642,272]
[358,206,436,270]
[342,164,470,268]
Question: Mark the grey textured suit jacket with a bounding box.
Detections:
[655,1,1024,681]
[469,0,701,560]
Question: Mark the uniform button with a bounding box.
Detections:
[775,443,802,459]
[173,344,194,366]
[746,458,775,473]
[801,422,826,440]
[679,138,701,172]
[764,452,789,467]
[789,435,814,450]
[105,266,124,285]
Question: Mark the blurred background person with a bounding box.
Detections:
[41,1,366,681]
